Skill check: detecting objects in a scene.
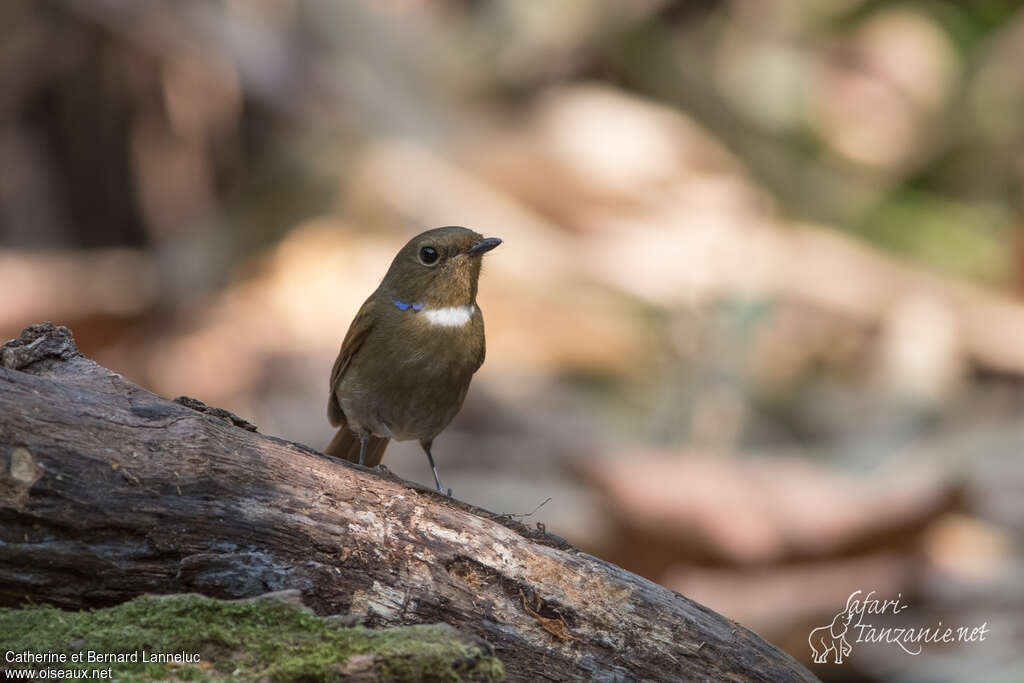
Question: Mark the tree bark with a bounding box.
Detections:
[0,323,817,682]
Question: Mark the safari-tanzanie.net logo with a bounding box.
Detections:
[808,590,989,664]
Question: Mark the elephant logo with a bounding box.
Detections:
[809,608,855,664]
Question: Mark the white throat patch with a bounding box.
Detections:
[423,305,475,327]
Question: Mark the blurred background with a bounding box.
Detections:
[3,0,1023,679]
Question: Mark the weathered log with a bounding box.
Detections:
[0,323,817,682]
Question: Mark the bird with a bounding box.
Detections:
[325,226,502,493]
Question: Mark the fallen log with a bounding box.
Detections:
[0,323,816,682]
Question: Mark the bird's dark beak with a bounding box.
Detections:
[466,237,502,256]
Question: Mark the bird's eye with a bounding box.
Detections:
[419,246,439,264]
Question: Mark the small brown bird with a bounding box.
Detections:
[325,226,502,493]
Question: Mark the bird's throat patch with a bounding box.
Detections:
[394,299,475,327]
[423,305,475,327]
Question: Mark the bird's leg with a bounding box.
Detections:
[358,431,369,466]
[420,440,450,496]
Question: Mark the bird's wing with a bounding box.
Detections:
[327,297,376,426]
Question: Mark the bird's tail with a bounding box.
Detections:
[324,423,390,467]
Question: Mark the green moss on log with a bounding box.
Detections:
[0,593,504,682]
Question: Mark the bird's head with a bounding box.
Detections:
[381,226,501,307]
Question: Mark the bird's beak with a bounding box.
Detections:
[466,237,502,256]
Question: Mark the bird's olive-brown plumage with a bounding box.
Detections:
[325,226,501,492]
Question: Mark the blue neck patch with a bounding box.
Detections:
[393,299,424,312]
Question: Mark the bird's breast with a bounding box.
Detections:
[336,299,485,441]
[399,306,482,368]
